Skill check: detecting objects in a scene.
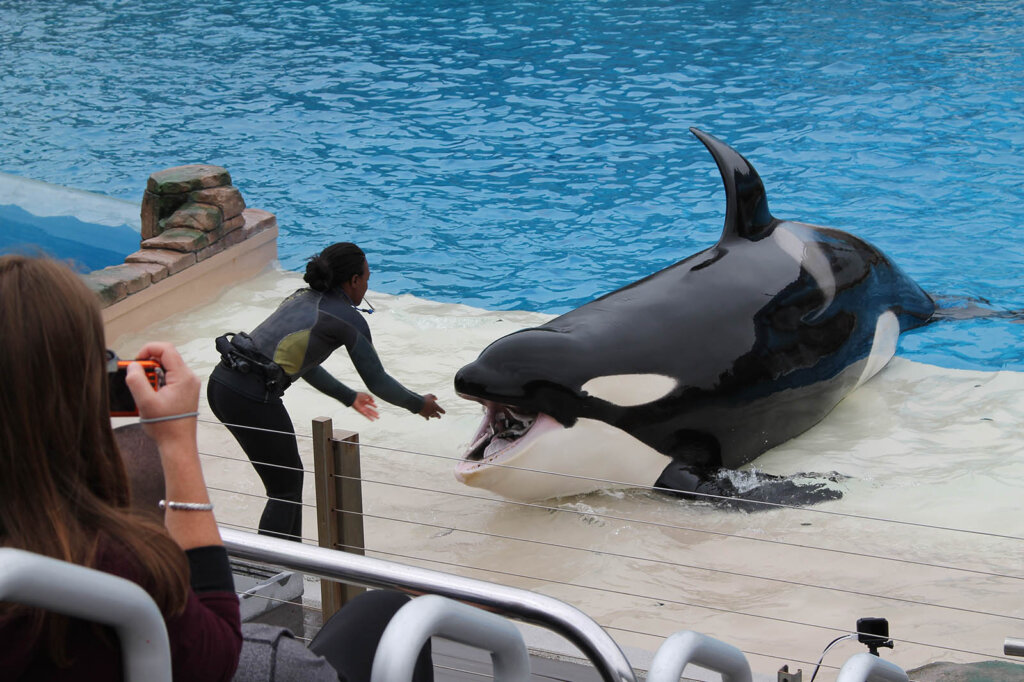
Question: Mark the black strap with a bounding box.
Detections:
[215,333,292,397]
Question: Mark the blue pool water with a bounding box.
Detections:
[0,204,138,272]
[1,0,1021,370]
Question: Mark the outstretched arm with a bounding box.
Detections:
[303,365,379,420]
[303,364,356,405]
[347,334,443,418]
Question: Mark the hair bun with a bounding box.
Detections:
[303,256,333,292]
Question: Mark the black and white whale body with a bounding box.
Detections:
[454,128,935,503]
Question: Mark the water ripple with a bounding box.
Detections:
[1,0,1022,369]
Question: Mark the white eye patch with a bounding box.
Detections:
[582,374,678,407]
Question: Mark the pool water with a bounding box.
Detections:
[1,0,1021,369]
[0,203,139,271]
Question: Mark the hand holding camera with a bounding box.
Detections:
[108,353,164,417]
[110,344,201,432]
[125,342,200,425]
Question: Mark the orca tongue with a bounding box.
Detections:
[465,420,495,461]
[462,403,540,463]
[465,435,490,461]
[494,408,535,440]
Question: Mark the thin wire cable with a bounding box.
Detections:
[198,428,1023,659]
[219,520,263,534]
[219,512,1004,668]
[247,557,1002,676]
[235,590,318,617]
[352,439,1024,541]
[200,419,1024,541]
[234,559,814,679]
[431,664,492,680]
[200,451,313,476]
[346,474,1024,582]
[601,623,845,674]
[328,541,1014,663]
[220,501,1019,667]
[809,634,856,682]
[197,416,316,440]
[231,574,512,680]
[206,485,317,510]
[220,505,1018,666]
[200,445,1021,583]
[233,573,845,679]
[342,507,1023,622]
[217,519,320,546]
[230,561,587,680]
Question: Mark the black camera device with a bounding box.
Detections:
[107,351,165,417]
[857,617,893,655]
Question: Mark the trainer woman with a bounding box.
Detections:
[208,242,444,541]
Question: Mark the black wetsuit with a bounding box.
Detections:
[208,287,424,540]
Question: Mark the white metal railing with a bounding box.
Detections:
[221,527,637,682]
[835,653,909,682]
[647,630,753,682]
[0,548,172,682]
[372,594,531,682]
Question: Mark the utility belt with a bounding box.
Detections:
[215,332,292,399]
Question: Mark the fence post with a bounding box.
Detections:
[312,417,365,622]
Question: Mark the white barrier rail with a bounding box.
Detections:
[220,527,638,682]
[647,630,753,682]
[372,595,531,682]
[0,548,172,682]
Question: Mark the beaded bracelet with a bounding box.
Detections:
[159,500,214,512]
[139,411,199,424]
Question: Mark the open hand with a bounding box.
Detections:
[419,394,445,420]
[352,392,379,421]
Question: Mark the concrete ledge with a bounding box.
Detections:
[102,224,277,345]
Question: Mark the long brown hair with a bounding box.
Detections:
[0,255,189,661]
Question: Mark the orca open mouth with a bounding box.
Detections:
[456,397,563,478]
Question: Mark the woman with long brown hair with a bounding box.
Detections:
[0,255,241,680]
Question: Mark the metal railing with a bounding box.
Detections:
[220,527,637,682]
[0,548,172,682]
[200,414,1022,677]
[372,594,532,682]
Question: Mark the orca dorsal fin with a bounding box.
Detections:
[690,128,776,242]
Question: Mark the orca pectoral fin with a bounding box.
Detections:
[655,461,845,511]
[719,471,845,511]
[654,461,711,496]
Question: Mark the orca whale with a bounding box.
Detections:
[453,128,935,504]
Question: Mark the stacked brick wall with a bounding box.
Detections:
[83,164,277,306]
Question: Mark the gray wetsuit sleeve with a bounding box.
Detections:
[302,365,358,407]
[348,334,424,414]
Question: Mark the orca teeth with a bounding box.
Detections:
[461,401,538,463]
[493,407,536,440]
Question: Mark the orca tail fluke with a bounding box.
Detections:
[930,295,1024,323]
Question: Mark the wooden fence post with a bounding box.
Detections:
[312,417,365,622]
